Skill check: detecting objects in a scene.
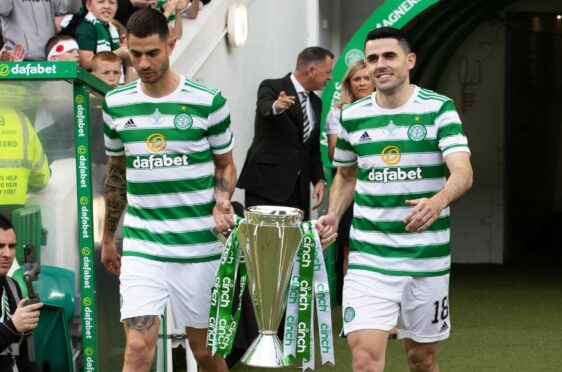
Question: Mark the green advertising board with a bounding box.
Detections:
[73,83,98,372]
[0,60,77,79]
[0,61,111,372]
[320,0,441,166]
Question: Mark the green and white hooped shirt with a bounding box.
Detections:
[103,75,233,263]
[333,86,470,277]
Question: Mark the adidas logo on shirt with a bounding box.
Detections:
[124,118,136,128]
[440,321,449,332]
[359,131,371,142]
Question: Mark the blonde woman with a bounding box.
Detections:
[326,60,374,162]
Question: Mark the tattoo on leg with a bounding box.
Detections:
[124,315,157,333]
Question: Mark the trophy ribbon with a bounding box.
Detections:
[284,221,335,369]
[207,216,246,356]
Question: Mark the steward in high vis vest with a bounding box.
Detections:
[0,106,50,210]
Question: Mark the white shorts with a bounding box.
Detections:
[342,270,451,343]
[120,256,219,329]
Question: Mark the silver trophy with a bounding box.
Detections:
[237,206,303,368]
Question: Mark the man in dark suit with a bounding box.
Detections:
[238,46,334,219]
[0,215,43,372]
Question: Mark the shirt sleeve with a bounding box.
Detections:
[75,22,97,52]
[207,92,233,155]
[103,99,125,156]
[332,114,357,167]
[436,100,471,158]
[325,107,341,135]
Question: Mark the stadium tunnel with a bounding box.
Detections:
[327,0,562,264]
[406,0,562,263]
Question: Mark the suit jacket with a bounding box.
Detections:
[238,73,325,211]
[0,276,42,372]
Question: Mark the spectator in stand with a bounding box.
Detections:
[45,35,80,62]
[75,0,128,71]
[91,51,122,87]
[0,0,79,60]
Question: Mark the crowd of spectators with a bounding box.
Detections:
[0,0,212,213]
[0,0,210,83]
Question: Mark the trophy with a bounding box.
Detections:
[237,206,304,367]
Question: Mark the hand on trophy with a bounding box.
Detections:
[315,214,339,247]
[213,199,235,235]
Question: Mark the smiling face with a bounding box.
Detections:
[365,37,415,96]
[349,66,374,100]
[87,0,117,24]
[0,228,16,277]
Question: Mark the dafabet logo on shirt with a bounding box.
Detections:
[146,133,166,153]
[132,154,189,170]
[368,145,423,183]
[138,133,190,169]
[381,145,401,165]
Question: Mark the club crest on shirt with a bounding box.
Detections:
[408,124,427,141]
[174,113,193,130]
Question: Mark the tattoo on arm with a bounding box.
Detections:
[104,156,127,235]
[123,315,158,333]
[215,176,234,195]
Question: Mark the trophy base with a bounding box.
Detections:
[240,333,290,368]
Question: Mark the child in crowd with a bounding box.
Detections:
[75,0,128,70]
[45,35,80,62]
[91,51,122,88]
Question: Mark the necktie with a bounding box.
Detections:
[300,91,310,142]
[1,287,9,322]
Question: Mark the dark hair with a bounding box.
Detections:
[365,27,411,53]
[0,215,14,231]
[126,8,169,40]
[44,34,76,58]
[296,47,334,71]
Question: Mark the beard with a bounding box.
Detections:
[138,58,169,84]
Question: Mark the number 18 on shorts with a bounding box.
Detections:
[342,270,451,343]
